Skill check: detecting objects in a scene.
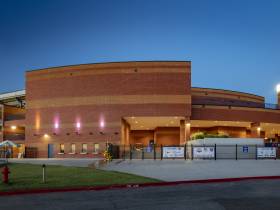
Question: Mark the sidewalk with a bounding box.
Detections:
[5,158,280,182]
[5,158,102,167]
[103,159,280,181]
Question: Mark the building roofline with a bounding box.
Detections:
[26,60,191,73]
[191,87,264,100]
[0,90,26,100]
[0,87,263,101]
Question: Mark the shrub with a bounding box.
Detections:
[191,131,229,140]
[191,132,205,140]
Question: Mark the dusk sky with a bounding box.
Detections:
[0,0,279,103]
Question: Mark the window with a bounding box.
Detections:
[70,143,76,154]
[81,143,87,154]
[93,143,100,154]
[59,144,65,154]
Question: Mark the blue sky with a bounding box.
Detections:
[0,0,279,103]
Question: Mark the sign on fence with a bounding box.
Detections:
[163,147,185,158]
[193,147,215,158]
[243,146,249,153]
[257,147,276,158]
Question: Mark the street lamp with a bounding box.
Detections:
[277,84,280,107]
[276,84,280,93]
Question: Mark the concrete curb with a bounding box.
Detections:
[1,175,280,196]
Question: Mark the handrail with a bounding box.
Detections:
[192,101,280,110]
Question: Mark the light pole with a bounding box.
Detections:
[276,84,280,108]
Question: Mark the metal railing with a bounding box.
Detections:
[3,134,25,141]
[264,103,280,110]
[118,144,279,160]
[4,114,25,121]
[192,101,280,110]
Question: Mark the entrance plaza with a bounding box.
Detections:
[0,61,280,158]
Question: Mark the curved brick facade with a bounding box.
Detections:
[15,61,280,158]
[25,61,191,157]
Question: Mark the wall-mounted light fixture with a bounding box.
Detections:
[76,122,81,129]
[54,122,59,129]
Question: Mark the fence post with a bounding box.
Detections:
[191,144,193,160]
[153,144,156,160]
[255,144,257,160]
[214,144,217,160]
[235,144,238,160]
[129,144,132,160]
[184,144,187,160]
[142,147,144,160]
[160,145,163,160]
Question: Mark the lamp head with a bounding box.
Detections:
[276,84,280,94]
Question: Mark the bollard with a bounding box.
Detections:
[2,165,10,184]
[42,164,46,183]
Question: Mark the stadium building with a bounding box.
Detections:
[1,61,280,158]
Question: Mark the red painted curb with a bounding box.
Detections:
[1,175,280,196]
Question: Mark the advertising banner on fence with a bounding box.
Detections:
[257,147,276,158]
[193,147,215,158]
[163,147,185,158]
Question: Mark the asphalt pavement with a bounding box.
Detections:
[0,179,280,210]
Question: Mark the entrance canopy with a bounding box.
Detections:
[122,116,189,146]
[125,116,185,130]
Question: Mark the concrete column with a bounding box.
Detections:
[275,134,280,142]
[250,122,261,138]
[153,128,157,144]
[180,119,186,145]
[121,119,130,145]
[125,123,130,145]
[185,119,191,142]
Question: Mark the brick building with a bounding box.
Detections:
[1,61,280,158]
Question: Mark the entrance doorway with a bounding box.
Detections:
[123,116,185,146]
[48,144,54,158]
